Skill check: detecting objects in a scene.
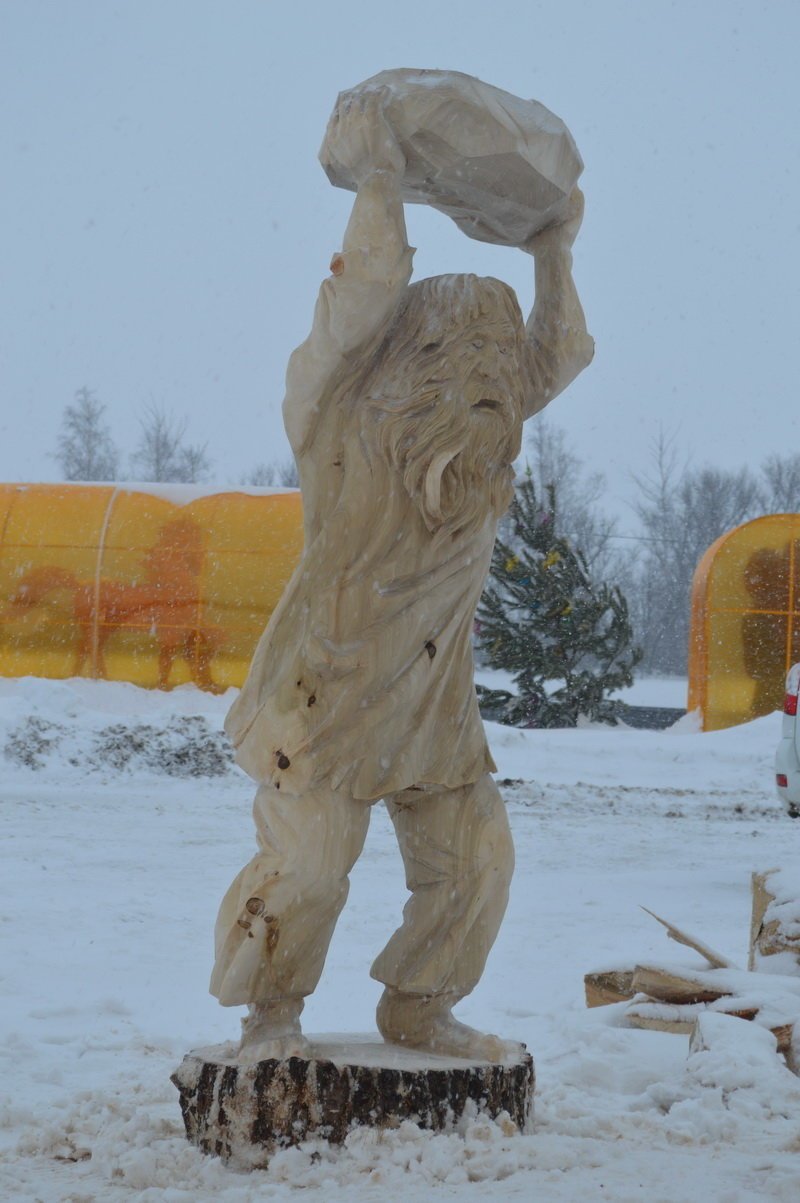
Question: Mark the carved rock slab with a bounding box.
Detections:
[171,1037,534,1168]
[320,67,583,247]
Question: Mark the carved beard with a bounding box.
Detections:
[368,378,522,538]
[350,273,528,537]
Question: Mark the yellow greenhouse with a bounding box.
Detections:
[689,514,800,730]
[0,483,304,692]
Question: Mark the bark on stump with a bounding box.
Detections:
[171,1038,534,1169]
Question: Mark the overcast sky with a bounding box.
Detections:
[1,0,798,521]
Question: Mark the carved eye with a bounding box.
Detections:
[471,338,484,351]
[421,341,441,354]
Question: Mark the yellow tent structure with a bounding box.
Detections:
[688,514,800,730]
[0,483,303,692]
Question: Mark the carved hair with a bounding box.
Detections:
[361,274,526,536]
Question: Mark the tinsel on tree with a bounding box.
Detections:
[477,476,640,727]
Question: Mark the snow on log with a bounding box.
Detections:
[631,964,730,1005]
[639,906,734,969]
[584,968,636,1007]
[749,869,800,972]
[624,965,799,1054]
[688,1011,781,1062]
[584,880,800,1072]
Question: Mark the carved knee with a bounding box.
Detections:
[472,784,515,888]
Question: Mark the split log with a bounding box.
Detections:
[586,880,800,1075]
[623,965,798,1057]
[585,960,799,1063]
[584,968,636,1007]
[172,1039,534,1168]
[625,1008,700,1035]
[688,1011,793,1063]
[585,963,737,1010]
[585,963,735,1009]
[626,1000,759,1037]
[628,964,800,1008]
[750,869,778,968]
[749,870,800,971]
[629,1001,796,1056]
[630,964,730,1005]
[640,907,734,969]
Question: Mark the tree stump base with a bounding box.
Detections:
[171,1035,534,1169]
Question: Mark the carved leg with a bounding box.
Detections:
[236,997,308,1063]
[210,783,371,1059]
[373,774,523,1062]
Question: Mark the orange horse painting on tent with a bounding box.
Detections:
[0,483,304,691]
[5,519,224,691]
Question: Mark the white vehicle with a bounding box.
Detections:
[775,662,800,818]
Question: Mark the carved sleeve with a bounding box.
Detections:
[283,172,414,453]
[523,244,594,420]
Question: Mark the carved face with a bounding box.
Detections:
[425,314,524,429]
[363,275,527,536]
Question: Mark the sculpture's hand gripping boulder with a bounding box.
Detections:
[320,67,583,248]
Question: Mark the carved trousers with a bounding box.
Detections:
[210,772,514,1008]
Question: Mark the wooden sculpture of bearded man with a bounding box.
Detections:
[210,85,594,1063]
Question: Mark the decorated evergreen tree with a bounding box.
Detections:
[477,476,640,727]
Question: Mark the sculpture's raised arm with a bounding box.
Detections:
[283,91,413,455]
[326,167,411,354]
[521,187,594,419]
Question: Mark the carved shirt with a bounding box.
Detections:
[225,242,497,800]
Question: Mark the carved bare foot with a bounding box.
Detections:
[377,988,526,1064]
[237,999,311,1063]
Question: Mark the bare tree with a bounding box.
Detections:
[244,463,277,486]
[242,458,299,487]
[760,453,800,513]
[276,457,299,487]
[53,387,119,481]
[130,405,211,483]
[523,418,620,579]
[177,442,213,484]
[631,433,761,673]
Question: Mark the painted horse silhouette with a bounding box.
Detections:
[5,518,225,692]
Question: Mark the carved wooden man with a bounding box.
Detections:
[210,81,593,1062]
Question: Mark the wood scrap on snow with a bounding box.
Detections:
[749,869,800,971]
[584,872,800,1071]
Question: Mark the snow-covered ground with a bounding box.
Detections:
[2,675,799,1202]
[476,666,690,711]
